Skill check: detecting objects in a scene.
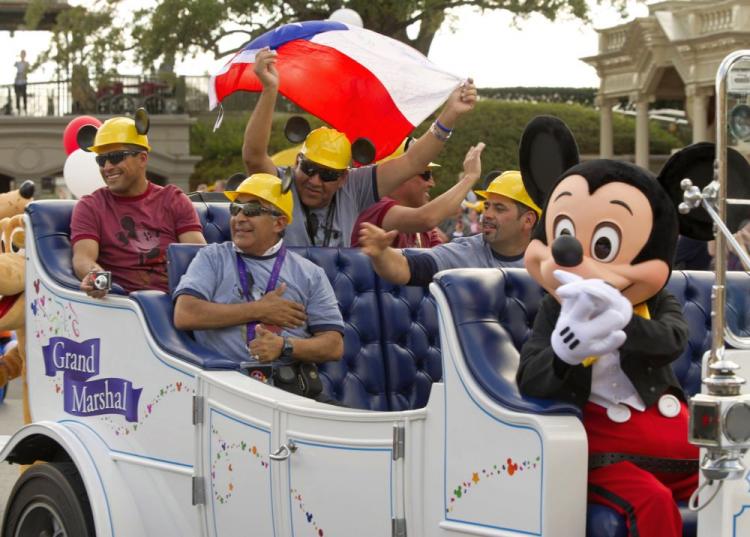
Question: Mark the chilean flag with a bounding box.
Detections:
[210,20,463,161]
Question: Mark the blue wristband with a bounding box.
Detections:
[434,119,453,134]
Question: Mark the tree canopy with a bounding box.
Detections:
[26,0,125,86]
[30,0,629,77]
[132,0,627,65]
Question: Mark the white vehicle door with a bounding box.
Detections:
[195,371,406,537]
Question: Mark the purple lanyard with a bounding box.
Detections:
[236,246,286,345]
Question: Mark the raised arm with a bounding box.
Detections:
[381,143,484,233]
[242,48,282,175]
[358,223,411,285]
[376,79,478,197]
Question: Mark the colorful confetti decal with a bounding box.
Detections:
[446,455,541,513]
[99,381,194,435]
[290,488,326,536]
[211,426,269,504]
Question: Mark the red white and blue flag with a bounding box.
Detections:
[210,20,463,161]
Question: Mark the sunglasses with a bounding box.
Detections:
[229,201,282,218]
[299,158,345,182]
[95,150,143,167]
[419,171,433,181]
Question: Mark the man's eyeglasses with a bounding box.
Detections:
[95,150,144,167]
[419,171,433,181]
[299,158,345,182]
[229,201,282,218]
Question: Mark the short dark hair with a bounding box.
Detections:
[514,200,538,226]
[124,143,148,153]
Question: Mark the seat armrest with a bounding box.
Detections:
[130,291,240,370]
[434,269,581,418]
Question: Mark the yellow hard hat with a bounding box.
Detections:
[377,137,440,168]
[271,144,303,167]
[475,171,541,216]
[462,200,485,213]
[301,127,351,170]
[89,117,151,153]
[224,173,294,223]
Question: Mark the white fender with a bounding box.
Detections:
[0,420,148,537]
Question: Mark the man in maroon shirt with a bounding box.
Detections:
[71,115,205,297]
[351,142,484,248]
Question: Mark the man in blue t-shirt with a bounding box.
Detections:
[173,174,345,401]
[359,171,541,286]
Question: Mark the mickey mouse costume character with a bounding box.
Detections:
[514,116,735,537]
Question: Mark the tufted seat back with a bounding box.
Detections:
[192,202,232,244]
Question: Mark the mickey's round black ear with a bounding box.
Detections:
[134,107,150,135]
[284,116,311,143]
[352,138,375,165]
[519,115,580,209]
[225,172,246,191]
[281,167,294,193]
[76,124,98,152]
[658,142,750,240]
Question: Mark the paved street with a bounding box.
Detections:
[0,378,27,518]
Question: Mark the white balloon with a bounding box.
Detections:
[328,8,363,28]
[63,149,105,199]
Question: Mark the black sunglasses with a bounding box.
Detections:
[229,201,282,218]
[95,150,143,167]
[419,170,433,181]
[299,158,345,182]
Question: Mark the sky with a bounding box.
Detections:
[0,1,649,88]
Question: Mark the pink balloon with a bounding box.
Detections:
[62,116,102,155]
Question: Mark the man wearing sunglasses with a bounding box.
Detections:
[360,171,541,286]
[71,115,205,298]
[351,141,485,248]
[242,47,477,248]
[173,174,344,402]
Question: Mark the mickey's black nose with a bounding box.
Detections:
[551,235,583,267]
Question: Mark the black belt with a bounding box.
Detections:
[589,453,699,473]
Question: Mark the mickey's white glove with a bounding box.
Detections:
[551,270,633,365]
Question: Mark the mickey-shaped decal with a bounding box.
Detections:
[514,115,740,537]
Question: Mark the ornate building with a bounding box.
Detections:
[583,0,750,166]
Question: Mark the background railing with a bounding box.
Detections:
[0,75,210,117]
[1,76,691,120]
[0,75,308,117]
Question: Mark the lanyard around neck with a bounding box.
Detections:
[303,194,337,247]
[235,246,286,345]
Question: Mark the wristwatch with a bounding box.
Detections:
[280,336,294,359]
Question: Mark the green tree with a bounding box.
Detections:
[131,0,629,68]
[26,0,125,83]
[189,101,687,192]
